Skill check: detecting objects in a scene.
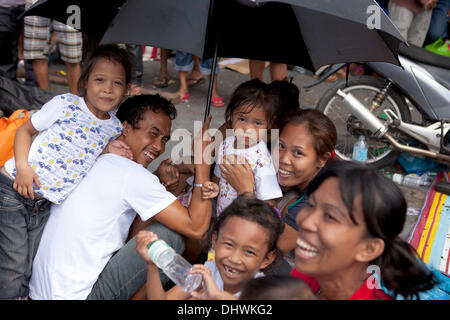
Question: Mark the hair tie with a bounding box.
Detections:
[274,207,282,219]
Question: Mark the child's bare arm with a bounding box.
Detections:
[13,120,40,199]
[102,139,133,160]
[136,231,168,299]
[136,231,191,300]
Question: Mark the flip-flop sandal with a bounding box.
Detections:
[179,93,190,103]
[325,74,339,83]
[211,96,225,107]
[187,77,205,87]
[153,76,171,88]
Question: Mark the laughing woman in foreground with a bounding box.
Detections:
[291,160,437,300]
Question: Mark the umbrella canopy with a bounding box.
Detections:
[19,0,126,40]
[22,0,406,70]
[21,0,407,118]
[100,0,406,70]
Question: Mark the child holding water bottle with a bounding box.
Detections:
[136,195,284,299]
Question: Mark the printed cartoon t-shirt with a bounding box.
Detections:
[214,136,282,215]
[5,94,122,204]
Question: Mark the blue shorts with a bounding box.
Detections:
[174,51,220,75]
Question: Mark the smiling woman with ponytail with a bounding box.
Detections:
[291,160,437,300]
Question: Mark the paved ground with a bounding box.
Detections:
[46,56,431,239]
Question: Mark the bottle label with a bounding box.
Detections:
[392,173,403,184]
[352,146,368,161]
[147,240,171,264]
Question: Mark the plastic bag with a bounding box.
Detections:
[0,75,54,116]
[0,109,28,166]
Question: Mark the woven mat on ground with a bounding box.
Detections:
[407,171,450,275]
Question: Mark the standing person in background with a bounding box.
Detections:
[125,44,143,95]
[425,0,450,45]
[23,0,82,93]
[388,0,437,47]
[152,48,173,88]
[0,0,36,85]
[174,51,224,107]
[249,60,287,82]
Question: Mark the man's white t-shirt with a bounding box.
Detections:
[28,154,177,300]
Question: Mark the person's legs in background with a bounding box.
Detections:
[153,48,171,88]
[388,1,414,42]
[0,5,21,80]
[407,6,434,47]
[249,59,265,80]
[269,62,287,81]
[425,0,450,45]
[53,21,82,94]
[186,55,204,86]
[174,51,194,102]
[200,57,223,107]
[31,58,50,91]
[126,43,143,95]
[249,59,286,82]
[125,44,143,94]
[23,14,52,91]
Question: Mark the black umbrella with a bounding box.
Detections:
[20,0,126,40]
[21,0,406,120]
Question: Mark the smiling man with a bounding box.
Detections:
[28,94,213,300]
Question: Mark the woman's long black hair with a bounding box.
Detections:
[306,160,437,299]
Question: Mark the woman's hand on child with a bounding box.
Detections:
[136,230,158,266]
[201,181,219,199]
[103,139,134,160]
[220,155,255,195]
[13,164,41,199]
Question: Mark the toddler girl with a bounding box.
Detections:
[203,79,283,215]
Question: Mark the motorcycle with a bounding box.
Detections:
[306,44,450,169]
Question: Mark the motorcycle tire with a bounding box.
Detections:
[316,76,411,169]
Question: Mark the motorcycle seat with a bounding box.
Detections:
[416,63,450,90]
[399,44,450,70]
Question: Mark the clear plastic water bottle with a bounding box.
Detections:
[382,171,404,185]
[352,136,368,162]
[147,239,202,292]
[403,173,433,188]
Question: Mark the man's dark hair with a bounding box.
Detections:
[115,94,177,128]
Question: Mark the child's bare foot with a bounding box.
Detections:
[174,90,190,103]
[127,84,142,96]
